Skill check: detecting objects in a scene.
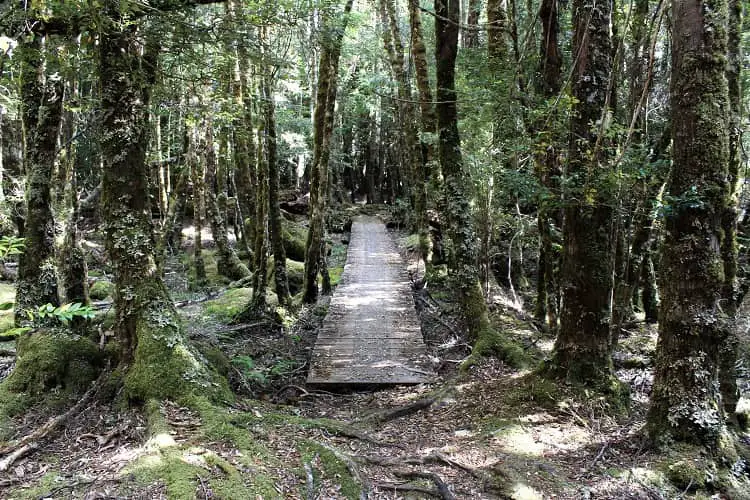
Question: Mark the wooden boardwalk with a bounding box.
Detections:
[307,216,434,386]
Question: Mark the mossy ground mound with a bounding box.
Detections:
[5,328,104,394]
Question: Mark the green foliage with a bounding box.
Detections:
[26,302,96,325]
[0,236,25,259]
[89,280,114,300]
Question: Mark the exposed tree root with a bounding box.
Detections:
[313,441,370,499]
[361,397,437,424]
[394,469,456,500]
[373,481,439,497]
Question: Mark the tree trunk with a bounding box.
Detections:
[380,0,426,252]
[464,0,482,48]
[435,0,490,341]
[99,11,222,402]
[647,0,731,446]
[251,103,269,311]
[263,75,291,305]
[15,35,63,322]
[546,0,616,387]
[719,0,742,424]
[303,0,354,303]
[189,123,207,290]
[204,119,250,282]
[533,0,562,328]
[408,0,437,180]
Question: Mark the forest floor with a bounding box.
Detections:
[0,205,749,499]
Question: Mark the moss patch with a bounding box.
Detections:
[468,327,529,368]
[89,280,114,300]
[6,329,103,395]
[204,288,254,322]
[282,221,308,262]
[298,440,362,499]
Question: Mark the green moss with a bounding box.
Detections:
[399,233,422,251]
[6,329,103,395]
[268,259,304,295]
[123,293,231,403]
[468,327,529,368]
[0,381,33,441]
[325,267,344,287]
[6,470,64,499]
[298,440,361,499]
[89,280,114,300]
[129,450,204,499]
[282,221,308,262]
[663,459,710,491]
[204,288,254,322]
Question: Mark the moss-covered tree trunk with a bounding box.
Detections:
[435,0,490,340]
[189,123,207,289]
[204,119,250,282]
[15,34,63,322]
[99,10,221,402]
[646,0,731,445]
[719,0,742,423]
[408,0,437,179]
[546,0,616,387]
[303,0,354,304]
[533,0,562,328]
[381,0,428,258]
[263,75,290,305]
[251,104,269,311]
[228,0,256,261]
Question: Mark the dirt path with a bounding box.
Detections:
[307,215,434,385]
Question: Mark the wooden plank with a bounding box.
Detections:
[307,215,434,386]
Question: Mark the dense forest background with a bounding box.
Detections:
[0,0,749,497]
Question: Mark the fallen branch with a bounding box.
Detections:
[304,462,315,500]
[373,481,438,497]
[394,470,456,500]
[357,451,488,481]
[361,397,436,424]
[0,442,38,472]
[0,373,104,461]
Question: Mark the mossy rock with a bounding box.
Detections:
[469,327,529,369]
[664,459,711,491]
[89,280,114,300]
[268,259,304,295]
[6,328,104,395]
[282,220,308,262]
[204,288,254,322]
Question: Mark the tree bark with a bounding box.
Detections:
[204,119,250,282]
[99,10,222,402]
[435,0,490,340]
[719,0,742,423]
[546,0,616,387]
[189,122,207,289]
[303,0,354,303]
[263,75,290,305]
[647,0,731,446]
[15,34,63,323]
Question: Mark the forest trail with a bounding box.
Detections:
[307,215,434,385]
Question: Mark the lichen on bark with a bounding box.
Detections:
[646,0,732,446]
[99,7,227,403]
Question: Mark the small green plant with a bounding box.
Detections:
[231,355,268,385]
[0,236,25,259]
[27,302,97,325]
